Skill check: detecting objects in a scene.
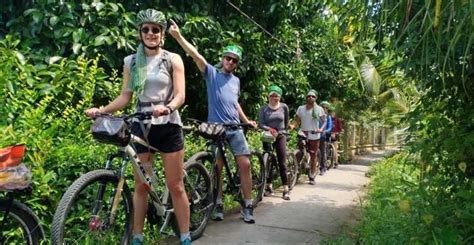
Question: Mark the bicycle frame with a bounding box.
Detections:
[207,138,241,193]
[92,133,194,235]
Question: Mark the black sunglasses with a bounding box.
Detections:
[307,95,316,98]
[224,56,239,63]
[141,26,161,34]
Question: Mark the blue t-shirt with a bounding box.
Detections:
[204,64,240,124]
[319,115,332,139]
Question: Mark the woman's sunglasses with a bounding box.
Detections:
[224,56,239,64]
[141,26,162,34]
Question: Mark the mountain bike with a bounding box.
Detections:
[1,144,45,245]
[186,119,266,208]
[51,113,212,244]
[294,132,320,182]
[260,131,298,191]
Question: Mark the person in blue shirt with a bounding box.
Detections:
[319,101,332,175]
[170,20,257,224]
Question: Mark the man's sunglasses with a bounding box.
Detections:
[224,56,239,64]
[141,26,162,34]
[307,95,316,98]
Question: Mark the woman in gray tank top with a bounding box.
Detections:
[258,85,291,201]
[85,9,191,245]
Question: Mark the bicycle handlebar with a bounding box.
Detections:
[186,118,255,130]
[93,112,154,121]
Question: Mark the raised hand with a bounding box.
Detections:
[168,19,181,39]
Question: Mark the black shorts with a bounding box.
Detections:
[331,133,339,142]
[131,122,184,154]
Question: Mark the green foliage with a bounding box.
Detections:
[0,35,120,228]
[347,153,472,243]
[1,0,472,242]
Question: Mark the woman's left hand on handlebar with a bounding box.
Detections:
[269,128,278,137]
[152,105,170,117]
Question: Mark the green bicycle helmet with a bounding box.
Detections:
[321,101,330,108]
[136,9,167,29]
[268,85,283,96]
[222,45,243,60]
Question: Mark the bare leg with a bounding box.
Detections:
[236,155,252,200]
[161,150,189,233]
[132,153,153,235]
[215,157,224,200]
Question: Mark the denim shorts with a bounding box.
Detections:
[216,129,250,157]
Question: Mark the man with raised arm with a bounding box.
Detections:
[169,20,257,224]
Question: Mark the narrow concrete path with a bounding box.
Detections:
[167,149,395,244]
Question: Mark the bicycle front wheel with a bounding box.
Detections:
[169,160,212,241]
[0,198,45,245]
[286,152,299,190]
[51,170,133,245]
[326,144,335,170]
[249,151,265,206]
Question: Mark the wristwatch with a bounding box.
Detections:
[165,105,175,114]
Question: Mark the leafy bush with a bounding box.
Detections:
[330,153,473,244]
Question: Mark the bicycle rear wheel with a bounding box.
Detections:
[51,170,133,245]
[249,150,265,206]
[169,160,212,241]
[0,198,44,245]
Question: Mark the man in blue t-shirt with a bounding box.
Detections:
[319,101,333,175]
[170,20,257,224]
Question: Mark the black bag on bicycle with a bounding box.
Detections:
[91,115,130,146]
[198,122,225,140]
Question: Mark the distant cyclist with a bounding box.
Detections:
[258,85,291,200]
[318,101,332,175]
[85,9,191,245]
[330,107,343,168]
[291,89,326,185]
[169,20,257,224]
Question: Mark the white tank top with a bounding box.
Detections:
[124,50,182,126]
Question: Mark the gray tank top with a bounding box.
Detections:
[124,50,182,126]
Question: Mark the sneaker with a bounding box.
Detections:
[212,204,224,221]
[131,238,143,245]
[308,177,315,185]
[334,164,338,169]
[241,205,255,224]
[181,238,192,245]
[264,186,273,196]
[320,169,326,176]
[282,191,290,201]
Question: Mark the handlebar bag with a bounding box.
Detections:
[198,122,226,140]
[91,115,130,146]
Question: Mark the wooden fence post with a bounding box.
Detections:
[371,125,376,151]
[380,127,386,150]
[350,123,356,158]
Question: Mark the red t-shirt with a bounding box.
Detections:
[331,116,343,133]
